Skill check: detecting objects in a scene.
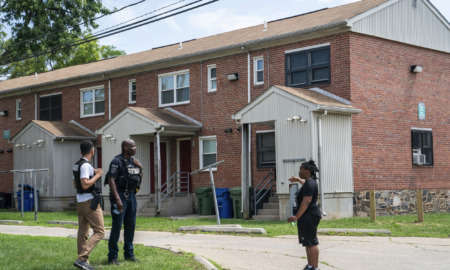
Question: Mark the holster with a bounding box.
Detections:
[90,190,101,210]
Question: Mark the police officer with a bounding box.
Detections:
[73,140,104,270]
[107,139,143,265]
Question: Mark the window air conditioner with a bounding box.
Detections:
[413,153,426,165]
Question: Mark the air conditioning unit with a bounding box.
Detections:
[413,153,426,165]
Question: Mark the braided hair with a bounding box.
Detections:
[301,159,319,180]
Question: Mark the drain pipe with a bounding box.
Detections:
[156,127,165,214]
[108,79,112,120]
[318,110,327,217]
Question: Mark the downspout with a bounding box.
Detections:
[267,49,270,87]
[156,127,165,213]
[108,79,112,120]
[34,92,37,120]
[318,110,327,217]
[200,61,204,123]
[247,52,251,103]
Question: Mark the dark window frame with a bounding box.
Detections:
[257,132,276,168]
[285,46,331,87]
[39,94,62,121]
[411,129,433,166]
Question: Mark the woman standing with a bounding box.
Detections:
[288,160,322,270]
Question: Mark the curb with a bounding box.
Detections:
[318,228,391,234]
[48,220,78,225]
[179,224,267,235]
[0,220,23,224]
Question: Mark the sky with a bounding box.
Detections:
[95,0,450,55]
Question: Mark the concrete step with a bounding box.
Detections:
[258,208,279,215]
[140,207,156,213]
[252,215,280,221]
[269,196,279,203]
[262,202,279,209]
[137,212,156,217]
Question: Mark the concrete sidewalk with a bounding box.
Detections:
[1,225,449,270]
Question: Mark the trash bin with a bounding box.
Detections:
[215,188,233,219]
[229,187,254,219]
[16,185,38,212]
[195,187,213,215]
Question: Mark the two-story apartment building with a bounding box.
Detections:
[0,0,449,220]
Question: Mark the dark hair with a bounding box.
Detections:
[301,159,319,180]
[80,140,94,156]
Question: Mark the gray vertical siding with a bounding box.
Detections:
[317,113,354,193]
[53,141,82,197]
[13,126,53,197]
[351,0,450,53]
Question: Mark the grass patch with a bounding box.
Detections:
[1,209,449,238]
[0,233,205,270]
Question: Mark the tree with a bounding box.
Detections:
[0,35,126,79]
[0,0,109,61]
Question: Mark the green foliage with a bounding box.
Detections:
[0,233,205,270]
[1,210,449,238]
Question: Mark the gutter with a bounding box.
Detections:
[0,21,349,96]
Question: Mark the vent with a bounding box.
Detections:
[412,0,417,9]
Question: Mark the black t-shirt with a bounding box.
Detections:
[296,178,321,218]
[108,154,133,179]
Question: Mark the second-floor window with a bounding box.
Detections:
[40,94,62,121]
[16,99,21,120]
[254,56,264,85]
[80,86,105,117]
[207,65,217,92]
[286,46,330,87]
[129,79,136,104]
[159,70,190,106]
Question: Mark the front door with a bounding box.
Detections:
[150,142,167,194]
[178,139,191,192]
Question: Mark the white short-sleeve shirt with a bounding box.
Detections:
[76,158,94,203]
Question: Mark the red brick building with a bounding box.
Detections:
[0,0,448,219]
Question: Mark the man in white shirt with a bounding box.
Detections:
[72,140,104,270]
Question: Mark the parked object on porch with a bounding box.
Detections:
[230,187,254,219]
[16,185,38,212]
[215,188,233,219]
[195,187,213,215]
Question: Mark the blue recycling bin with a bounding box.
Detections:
[17,185,38,212]
[215,188,233,219]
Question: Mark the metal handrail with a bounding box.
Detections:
[161,172,190,202]
[253,169,275,215]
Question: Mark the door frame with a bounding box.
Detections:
[176,137,191,192]
[150,139,171,194]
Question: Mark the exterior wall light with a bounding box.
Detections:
[110,137,117,142]
[15,144,22,148]
[411,65,423,73]
[103,134,113,139]
[287,118,293,121]
[224,128,233,133]
[227,73,239,81]
[292,116,301,120]
[0,110,8,116]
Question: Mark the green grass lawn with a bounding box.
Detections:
[0,233,205,270]
[1,210,449,238]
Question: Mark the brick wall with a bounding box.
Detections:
[350,33,450,190]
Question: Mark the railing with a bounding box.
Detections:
[253,169,275,215]
[161,172,190,202]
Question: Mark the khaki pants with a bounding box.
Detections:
[77,200,105,261]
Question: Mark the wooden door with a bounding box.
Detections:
[150,142,167,194]
[179,140,191,192]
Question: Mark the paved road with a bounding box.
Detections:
[1,225,449,270]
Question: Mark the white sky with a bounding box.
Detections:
[96,0,450,55]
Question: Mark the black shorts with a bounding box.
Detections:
[297,214,321,247]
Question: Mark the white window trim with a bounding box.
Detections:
[129,79,136,104]
[80,85,105,118]
[285,42,331,54]
[16,99,21,120]
[199,135,217,172]
[411,127,432,131]
[253,56,264,85]
[158,69,190,107]
[207,64,217,92]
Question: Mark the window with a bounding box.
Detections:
[16,99,21,120]
[411,129,433,166]
[39,94,62,121]
[159,70,190,106]
[80,86,105,117]
[286,46,330,87]
[129,79,136,104]
[199,136,217,169]
[207,65,217,92]
[257,131,276,168]
[254,56,264,85]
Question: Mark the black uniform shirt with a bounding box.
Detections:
[296,178,322,218]
[108,154,134,180]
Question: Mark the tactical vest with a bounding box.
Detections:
[73,158,95,194]
[116,155,142,193]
